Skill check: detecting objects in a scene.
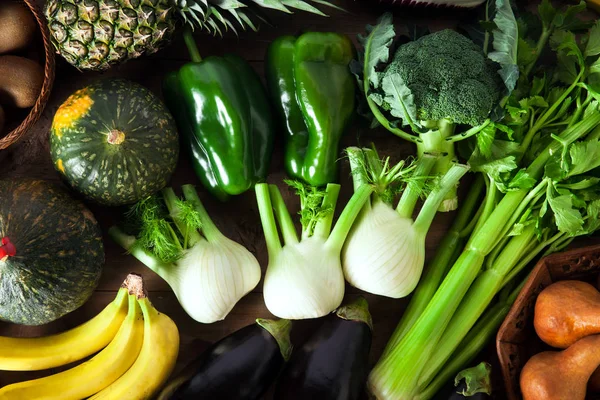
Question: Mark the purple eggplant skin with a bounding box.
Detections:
[274,297,373,400]
[159,319,292,400]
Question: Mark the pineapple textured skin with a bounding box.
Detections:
[45,0,177,71]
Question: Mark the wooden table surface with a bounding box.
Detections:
[0,1,589,398]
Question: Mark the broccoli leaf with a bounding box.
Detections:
[357,12,396,89]
[585,21,600,58]
[381,73,418,126]
[488,0,519,93]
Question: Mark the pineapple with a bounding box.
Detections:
[45,0,336,71]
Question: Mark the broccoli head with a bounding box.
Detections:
[383,29,503,127]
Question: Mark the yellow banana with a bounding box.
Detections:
[0,288,129,371]
[0,293,144,400]
[89,296,180,400]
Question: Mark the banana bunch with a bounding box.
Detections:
[0,274,180,400]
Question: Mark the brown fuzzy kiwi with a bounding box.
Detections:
[0,1,37,54]
[0,56,44,108]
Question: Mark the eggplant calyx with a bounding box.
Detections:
[335,296,373,331]
[256,318,294,362]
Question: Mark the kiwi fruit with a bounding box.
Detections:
[0,56,44,108]
[0,1,37,55]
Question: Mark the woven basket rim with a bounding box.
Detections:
[0,0,56,150]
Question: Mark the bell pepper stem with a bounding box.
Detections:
[183,27,203,63]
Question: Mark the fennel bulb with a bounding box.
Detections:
[256,181,374,320]
[342,147,468,298]
[109,185,261,324]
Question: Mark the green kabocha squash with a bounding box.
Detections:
[50,79,179,206]
[0,179,104,325]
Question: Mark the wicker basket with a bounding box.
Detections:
[496,244,600,400]
[0,0,55,150]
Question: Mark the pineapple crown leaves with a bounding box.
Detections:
[176,0,343,36]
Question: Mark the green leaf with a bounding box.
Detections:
[477,123,496,158]
[589,58,600,76]
[471,155,518,178]
[358,13,396,89]
[585,199,600,232]
[568,140,600,177]
[584,100,600,119]
[585,21,600,58]
[545,152,567,181]
[280,0,327,15]
[559,176,600,190]
[285,180,332,235]
[488,0,519,92]
[508,169,537,190]
[531,75,546,96]
[509,218,534,236]
[538,0,556,29]
[517,38,537,68]
[519,95,549,109]
[454,362,492,397]
[381,72,418,126]
[548,193,584,233]
[553,1,588,31]
[248,0,290,12]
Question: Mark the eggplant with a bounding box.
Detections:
[274,297,373,400]
[157,318,292,400]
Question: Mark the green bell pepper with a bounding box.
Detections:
[162,30,275,201]
[266,32,356,187]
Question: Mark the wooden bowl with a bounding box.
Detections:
[496,244,600,400]
[0,0,55,150]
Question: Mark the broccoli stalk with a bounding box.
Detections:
[357,17,503,210]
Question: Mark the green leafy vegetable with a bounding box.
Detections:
[368,2,600,399]
[355,12,510,211]
[110,185,262,324]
